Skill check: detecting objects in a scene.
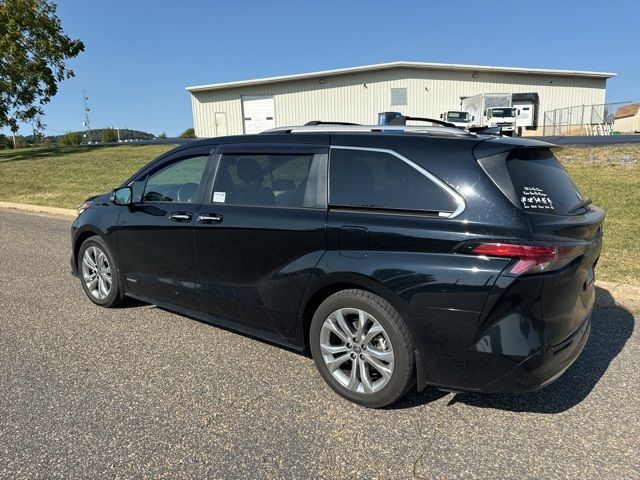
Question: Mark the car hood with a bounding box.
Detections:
[83,192,112,205]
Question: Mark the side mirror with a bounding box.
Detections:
[471,115,475,121]
[439,113,443,119]
[112,186,132,206]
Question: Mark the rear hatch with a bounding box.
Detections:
[506,148,604,345]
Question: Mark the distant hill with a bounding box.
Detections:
[76,128,156,142]
[13,128,157,146]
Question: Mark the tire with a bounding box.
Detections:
[77,236,125,308]
[310,289,415,408]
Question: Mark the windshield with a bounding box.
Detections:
[446,111,469,122]
[491,108,516,118]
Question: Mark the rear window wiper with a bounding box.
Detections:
[568,197,592,214]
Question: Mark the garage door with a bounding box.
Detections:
[242,95,275,134]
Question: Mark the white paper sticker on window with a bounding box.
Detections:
[520,186,554,210]
[213,191,226,203]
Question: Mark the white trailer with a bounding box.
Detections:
[512,93,539,131]
[461,93,517,136]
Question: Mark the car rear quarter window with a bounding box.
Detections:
[507,149,584,215]
[329,148,458,214]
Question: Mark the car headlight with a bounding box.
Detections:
[77,201,92,216]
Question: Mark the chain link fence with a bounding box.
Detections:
[542,101,633,136]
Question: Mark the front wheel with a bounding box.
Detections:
[310,289,415,408]
[78,236,125,308]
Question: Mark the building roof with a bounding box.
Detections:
[614,103,640,119]
[186,61,616,93]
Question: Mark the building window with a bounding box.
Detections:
[390,87,407,106]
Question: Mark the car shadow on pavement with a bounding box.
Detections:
[127,288,634,414]
[118,298,151,309]
[390,287,635,413]
[388,387,450,409]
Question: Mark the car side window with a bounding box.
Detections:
[142,155,209,203]
[212,153,322,208]
[329,148,457,214]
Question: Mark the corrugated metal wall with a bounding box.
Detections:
[613,113,640,133]
[190,67,607,137]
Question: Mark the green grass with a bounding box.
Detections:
[555,145,640,285]
[0,143,638,284]
[0,145,175,209]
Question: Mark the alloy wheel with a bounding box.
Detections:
[81,245,112,300]
[319,307,395,394]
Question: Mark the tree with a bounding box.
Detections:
[0,0,85,132]
[102,128,117,143]
[157,132,167,139]
[0,133,13,149]
[60,131,82,146]
[180,128,195,138]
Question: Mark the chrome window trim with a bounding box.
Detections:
[329,145,466,218]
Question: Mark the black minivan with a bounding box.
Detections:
[71,124,603,407]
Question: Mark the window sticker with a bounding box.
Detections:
[520,186,554,210]
[213,191,226,203]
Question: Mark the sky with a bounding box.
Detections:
[4,0,639,137]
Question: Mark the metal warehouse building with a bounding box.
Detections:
[186,61,615,137]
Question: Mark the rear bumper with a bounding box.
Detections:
[484,311,591,392]
[415,309,592,393]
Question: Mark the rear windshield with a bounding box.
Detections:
[507,149,585,215]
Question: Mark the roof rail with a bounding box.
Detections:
[304,120,360,126]
[261,124,474,136]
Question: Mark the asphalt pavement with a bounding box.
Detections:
[0,209,638,479]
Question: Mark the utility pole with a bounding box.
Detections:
[82,89,92,144]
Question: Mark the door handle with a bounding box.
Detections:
[170,212,192,222]
[197,213,223,223]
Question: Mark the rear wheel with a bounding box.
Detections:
[310,289,415,408]
[78,236,125,308]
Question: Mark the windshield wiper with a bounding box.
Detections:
[568,197,592,214]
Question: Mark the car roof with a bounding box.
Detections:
[166,128,556,156]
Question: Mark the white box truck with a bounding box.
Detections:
[461,93,517,136]
[439,111,471,129]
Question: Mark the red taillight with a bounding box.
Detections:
[470,243,584,275]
